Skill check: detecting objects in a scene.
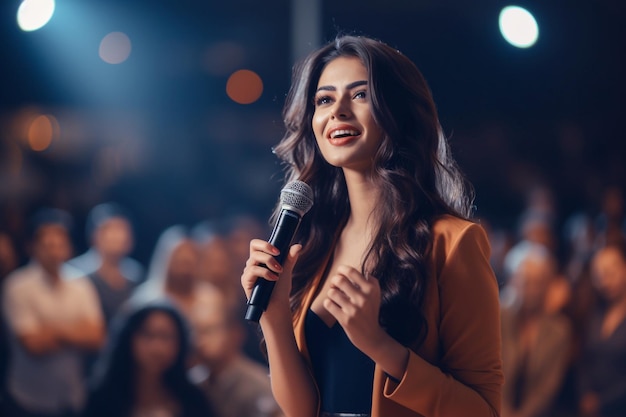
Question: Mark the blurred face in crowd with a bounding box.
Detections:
[521,220,555,253]
[32,224,72,274]
[191,292,241,367]
[93,217,134,261]
[132,311,179,376]
[167,239,200,291]
[592,247,626,304]
[198,237,234,286]
[512,254,554,314]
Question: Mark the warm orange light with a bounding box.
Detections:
[226,69,263,104]
[28,114,56,151]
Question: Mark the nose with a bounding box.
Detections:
[331,96,352,119]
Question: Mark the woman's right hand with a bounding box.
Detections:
[241,239,302,315]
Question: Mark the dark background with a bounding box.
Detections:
[1,0,624,264]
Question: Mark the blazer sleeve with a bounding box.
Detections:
[382,222,504,417]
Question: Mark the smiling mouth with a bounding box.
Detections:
[329,129,361,139]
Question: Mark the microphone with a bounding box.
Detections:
[245,180,314,323]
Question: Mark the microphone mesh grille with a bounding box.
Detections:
[280,180,314,215]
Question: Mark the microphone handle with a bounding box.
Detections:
[245,209,302,323]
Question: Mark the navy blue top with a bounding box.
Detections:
[305,309,375,414]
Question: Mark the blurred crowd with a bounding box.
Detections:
[1,183,626,417]
[488,184,626,417]
[0,203,283,417]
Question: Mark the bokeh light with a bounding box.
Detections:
[27,114,59,152]
[499,6,539,48]
[17,0,55,32]
[226,69,263,104]
[99,31,132,64]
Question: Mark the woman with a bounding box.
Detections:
[240,35,503,417]
[133,225,217,320]
[82,301,214,417]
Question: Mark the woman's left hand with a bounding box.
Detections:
[324,264,410,380]
[323,265,387,354]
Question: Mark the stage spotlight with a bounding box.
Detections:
[499,5,539,48]
[17,0,55,32]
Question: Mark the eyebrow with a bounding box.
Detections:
[316,80,368,93]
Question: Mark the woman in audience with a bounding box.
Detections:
[82,300,214,417]
[132,225,216,320]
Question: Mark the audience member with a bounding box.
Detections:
[2,208,105,417]
[595,186,626,248]
[189,286,283,417]
[68,202,144,325]
[132,225,215,320]
[500,243,572,417]
[577,242,626,417]
[503,206,559,287]
[551,212,600,417]
[82,300,214,417]
[192,218,266,364]
[563,212,597,283]
[193,220,244,307]
[524,184,558,227]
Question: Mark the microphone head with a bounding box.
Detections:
[280,180,314,216]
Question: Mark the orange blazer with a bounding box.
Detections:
[292,215,503,417]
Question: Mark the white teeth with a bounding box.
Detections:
[330,129,360,138]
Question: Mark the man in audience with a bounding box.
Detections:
[189,286,283,417]
[68,202,144,324]
[2,208,105,417]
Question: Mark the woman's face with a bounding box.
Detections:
[198,237,234,285]
[132,311,180,376]
[312,56,385,174]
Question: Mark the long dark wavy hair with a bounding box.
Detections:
[82,300,213,417]
[272,35,474,347]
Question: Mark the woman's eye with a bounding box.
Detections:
[315,96,332,106]
[354,90,367,100]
